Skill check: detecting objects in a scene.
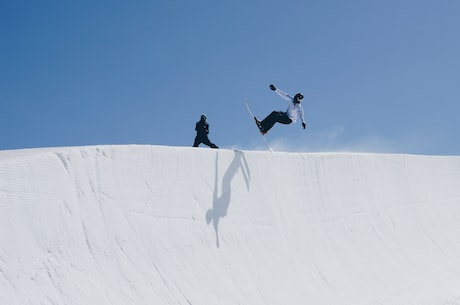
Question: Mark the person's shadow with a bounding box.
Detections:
[206,150,250,248]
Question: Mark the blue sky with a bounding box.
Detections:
[1,0,459,155]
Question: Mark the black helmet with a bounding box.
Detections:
[200,114,207,120]
[294,93,304,102]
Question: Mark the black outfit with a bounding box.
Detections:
[193,119,218,148]
[260,111,292,133]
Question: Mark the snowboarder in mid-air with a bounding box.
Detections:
[193,114,219,148]
[255,84,306,134]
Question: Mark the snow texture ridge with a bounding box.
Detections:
[1,145,460,305]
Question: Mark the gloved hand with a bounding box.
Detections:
[269,84,276,91]
[302,122,306,129]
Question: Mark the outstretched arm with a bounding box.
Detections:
[269,84,292,102]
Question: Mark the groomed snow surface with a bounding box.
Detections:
[1,145,460,305]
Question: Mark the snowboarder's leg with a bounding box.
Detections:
[202,137,219,149]
[193,136,201,147]
[277,113,293,125]
[261,111,292,132]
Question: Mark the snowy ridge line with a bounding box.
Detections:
[0,144,156,162]
[1,145,460,305]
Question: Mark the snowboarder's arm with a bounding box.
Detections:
[299,107,306,129]
[269,84,293,102]
[275,88,293,102]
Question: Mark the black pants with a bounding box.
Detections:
[193,135,218,148]
[260,111,292,132]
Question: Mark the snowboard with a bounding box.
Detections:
[244,99,273,153]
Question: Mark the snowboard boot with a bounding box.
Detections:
[254,117,266,134]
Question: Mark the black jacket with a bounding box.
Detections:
[195,119,209,137]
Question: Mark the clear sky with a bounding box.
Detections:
[1,0,459,155]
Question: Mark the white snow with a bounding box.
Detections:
[1,145,460,305]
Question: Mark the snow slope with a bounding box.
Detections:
[1,145,460,305]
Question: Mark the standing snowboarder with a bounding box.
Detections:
[193,114,219,148]
[255,84,306,134]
